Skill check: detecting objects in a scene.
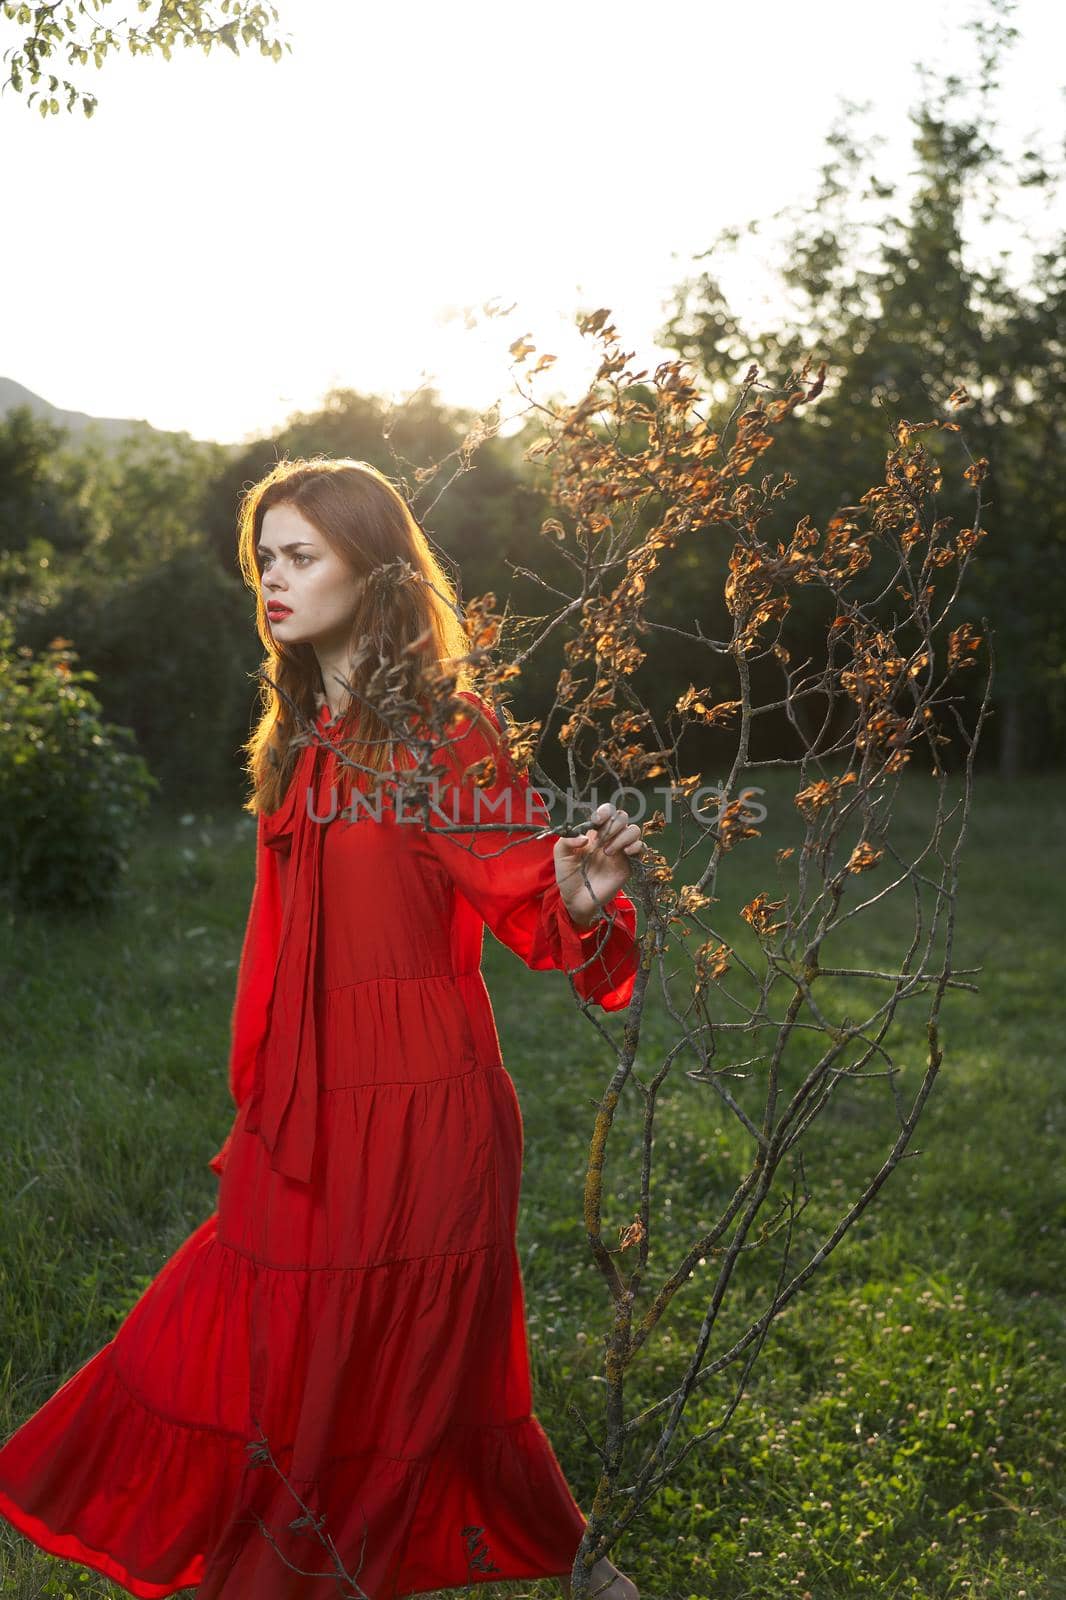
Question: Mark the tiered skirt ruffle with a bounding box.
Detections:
[0,1063,588,1598]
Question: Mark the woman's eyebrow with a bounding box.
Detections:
[256,540,315,556]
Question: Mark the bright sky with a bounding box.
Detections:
[2,0,1063,444]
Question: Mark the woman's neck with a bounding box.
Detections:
[315,688,355,724]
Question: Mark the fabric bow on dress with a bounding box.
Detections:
[243,711,337,1185]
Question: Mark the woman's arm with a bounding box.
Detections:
[416,692,640,1011]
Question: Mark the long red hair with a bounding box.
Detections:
[235,456,474,815]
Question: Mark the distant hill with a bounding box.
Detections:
[0,376,159,442]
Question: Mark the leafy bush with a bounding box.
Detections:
[17,543,262,806]
[0,618,157,910]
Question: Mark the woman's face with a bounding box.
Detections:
[257,502,364,650]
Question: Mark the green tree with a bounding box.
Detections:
[0,406,89,557]
[1,412,229,624]
[0,407,93,625]
[1,0,288,117]
[0,409,253,802]
[659,0,1065,774]
[73,428,229,576]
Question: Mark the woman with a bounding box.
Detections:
[0,458,645,1599]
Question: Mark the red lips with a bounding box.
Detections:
[267,604,292,617]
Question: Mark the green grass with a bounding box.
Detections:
[0,773,1063,1599]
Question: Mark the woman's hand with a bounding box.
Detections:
[553,802,645,929]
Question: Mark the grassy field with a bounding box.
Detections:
[0,770,1063,1600]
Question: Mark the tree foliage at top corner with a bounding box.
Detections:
[0,0,289,119]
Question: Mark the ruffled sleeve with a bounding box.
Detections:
[419,692,638,1011]
[208,811,283,1175]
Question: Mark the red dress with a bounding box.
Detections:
[0,692,638,1599]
